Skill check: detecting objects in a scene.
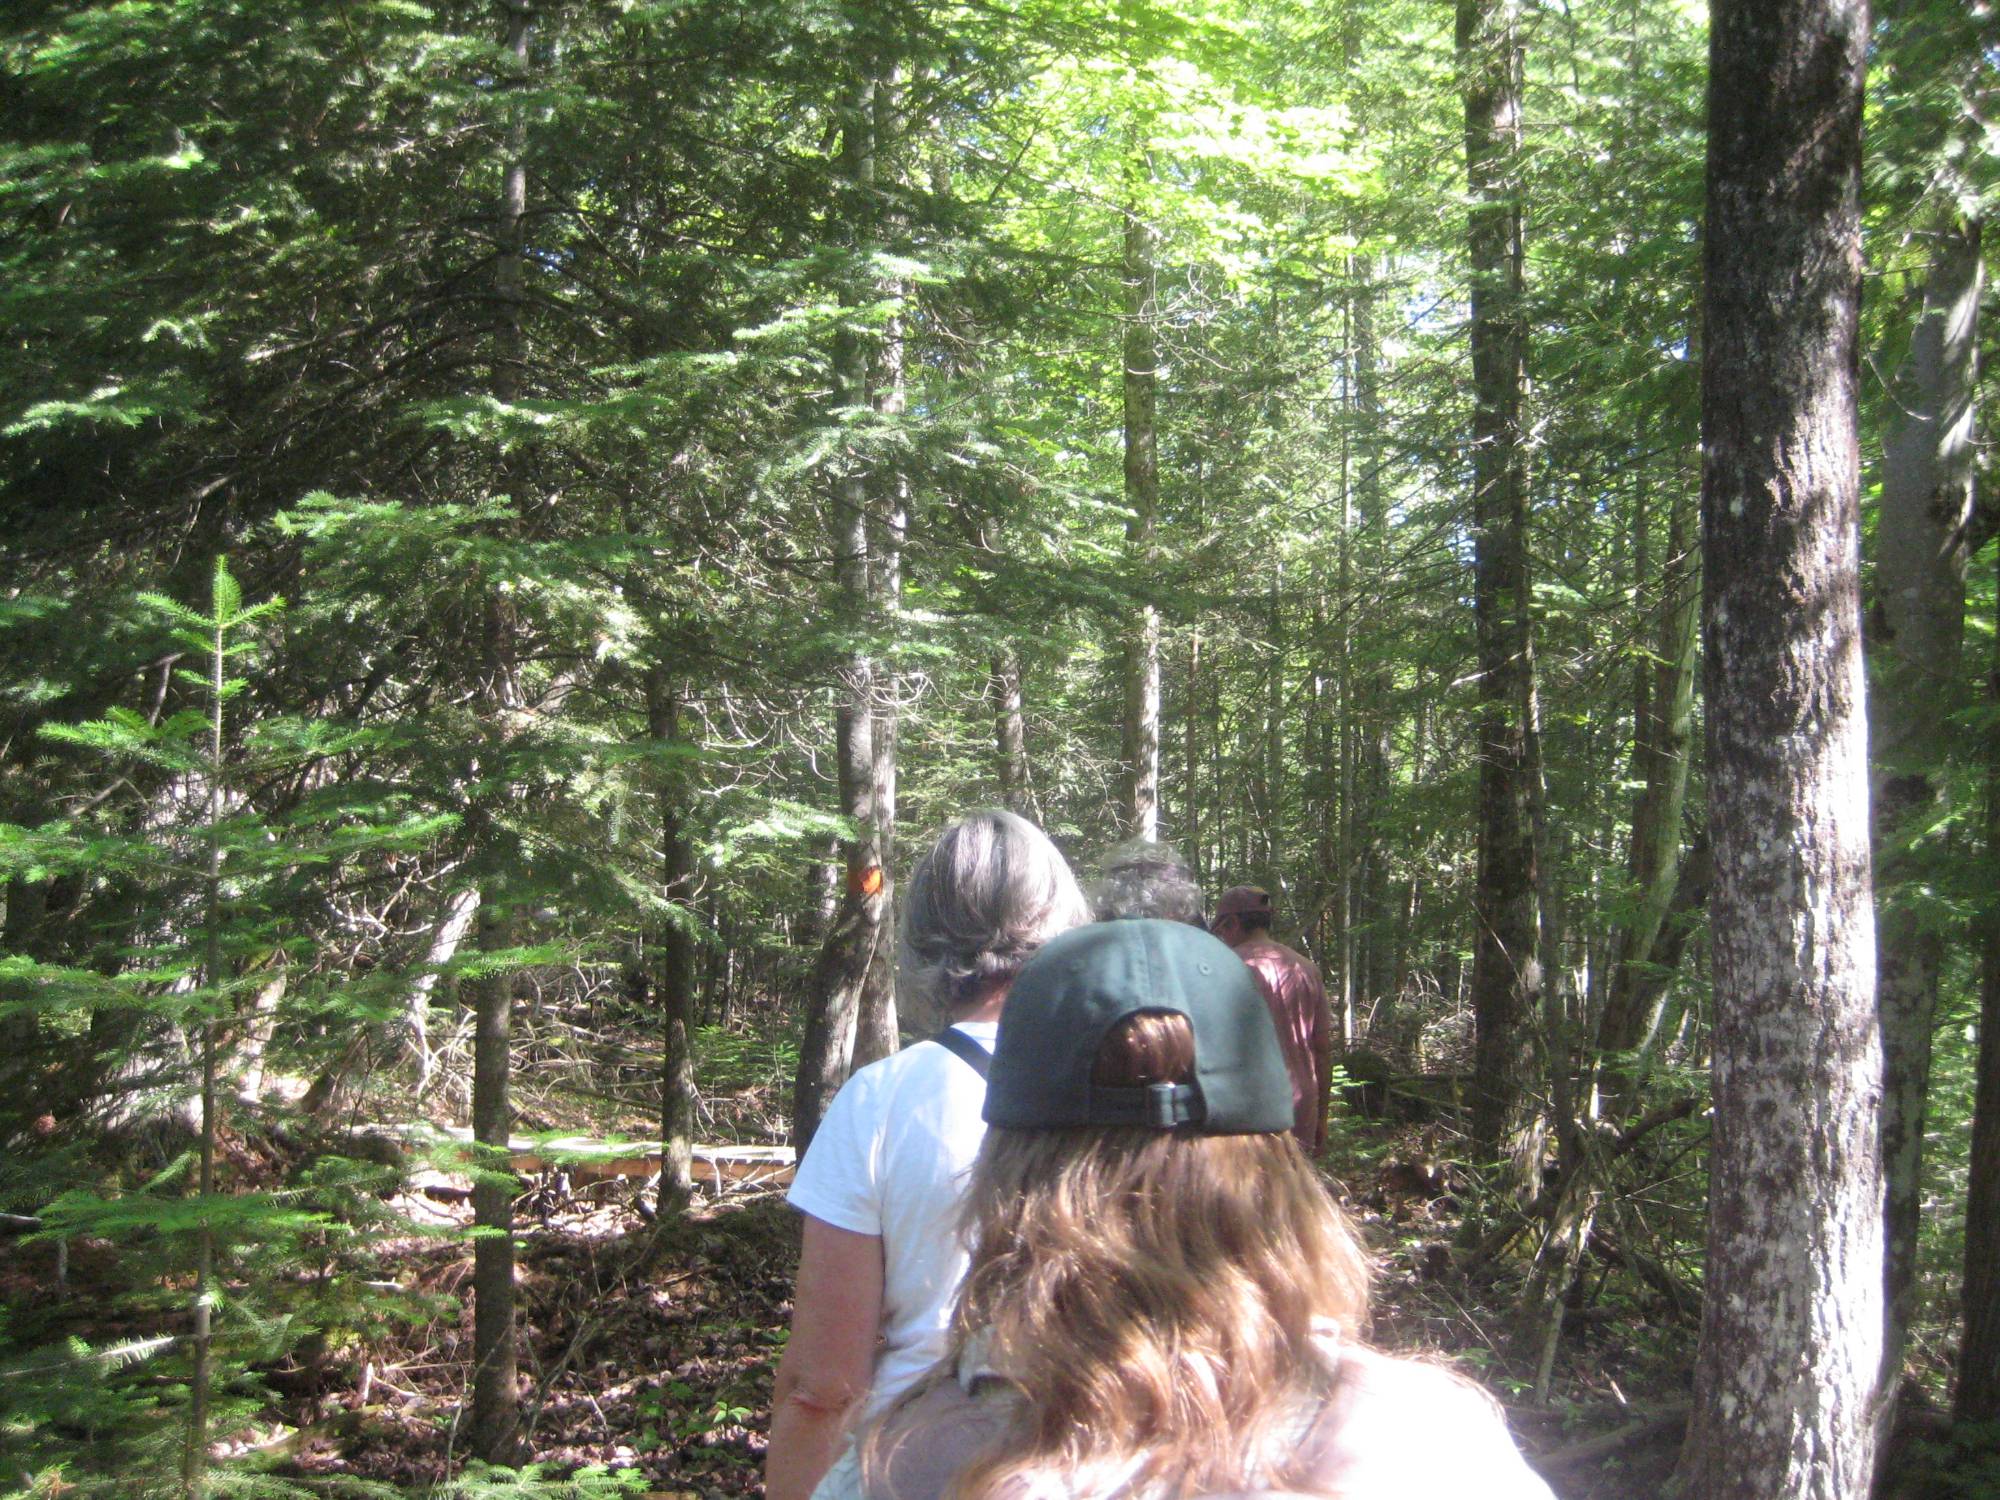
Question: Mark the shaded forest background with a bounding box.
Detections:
[0,0,1994,1496]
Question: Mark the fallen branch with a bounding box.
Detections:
[1535,1403,1689,1470]
[1611,1097,1701,1156]
[242,1405,378,1462]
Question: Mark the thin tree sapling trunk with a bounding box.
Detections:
[646,670,697,1209]
[468,0,532,1462]
[183,572,226,1500]
[468,889,520,1463]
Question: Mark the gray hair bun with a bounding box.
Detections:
[901,809,1092,1017]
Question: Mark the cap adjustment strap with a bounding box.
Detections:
[1085,1082,1204,1129]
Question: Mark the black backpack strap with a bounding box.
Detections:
[931,1027,992,1079]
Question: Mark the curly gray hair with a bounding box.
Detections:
[900,809,1091,1022]
[1089,838,1205,927]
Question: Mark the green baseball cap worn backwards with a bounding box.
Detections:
[983,918,1293,1134]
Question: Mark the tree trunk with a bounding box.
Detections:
[990,644,1035,816]
[1958,538,2000,1425]
[1120,185,1161,843]
[1262,562,1284,892]
[232,956,286,1103]
[184,594,226,1499]
[1185,630,1202,880]
[1333,288,1361,1028]
[1352,264,1396,1022]
[1604,832,1713,1084]
[853,689,898,1066]
[405,887,481,1099]
[800,838,840,952]
[645,671,697,1209]
[1458,0,1543,1195]
[794,66,887,1150]
[855,182,907,1068]
[1870,216,1981,1388]
[0,881,47,1113]
[468,0,531,1463]
[1598,481,1700,1108]
[468,892,519,1463]
[1676,0,1882,1489]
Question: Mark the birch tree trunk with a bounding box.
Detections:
[1120,190,1161,844]
[404,887,481,1099]
[1677,0,1883,1488]
[1458,0,1544,1194]
[1870,216,1981,1386]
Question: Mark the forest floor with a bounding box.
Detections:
[245,1114,1697,1500]
[6,1026,1983,1498]
[0,1116,1703,1500]
[260,1179,1683,1500]
[0,1037,1750,1500]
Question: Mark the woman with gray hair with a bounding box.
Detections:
[766,809,1090,1500]
[1090,836,1206,927]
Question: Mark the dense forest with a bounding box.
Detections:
[0,0,1993,1496]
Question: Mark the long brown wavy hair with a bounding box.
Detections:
[872,1011,1371,1500]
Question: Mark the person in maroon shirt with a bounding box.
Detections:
[1211,885,1337,1153]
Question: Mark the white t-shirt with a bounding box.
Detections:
[788,1022,996,1416]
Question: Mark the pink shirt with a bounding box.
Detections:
[1234,934,1334,1152]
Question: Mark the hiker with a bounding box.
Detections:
[1090,837,1205,927]
[813,919,1554,1500]
[766,809,1091,1500]
[1212,884,1336,1154]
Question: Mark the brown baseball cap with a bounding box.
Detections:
[1214,885,1273,920]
